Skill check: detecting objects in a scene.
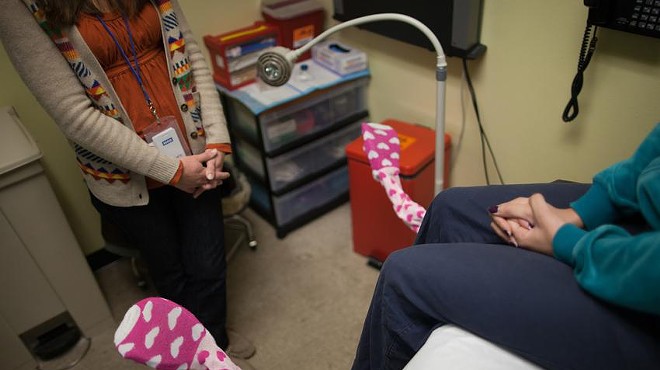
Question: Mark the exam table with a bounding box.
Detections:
[405,325,543,370]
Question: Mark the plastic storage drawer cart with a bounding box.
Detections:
[222,77,370,237]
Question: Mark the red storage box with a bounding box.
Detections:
[261,0,325,60]
[204,22,280,90]
[346,119,451,264]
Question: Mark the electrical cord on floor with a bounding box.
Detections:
[462,58,505,185]
[562,24,598,122]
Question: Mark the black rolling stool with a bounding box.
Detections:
[101,217,148,289]
[221,163,257,261]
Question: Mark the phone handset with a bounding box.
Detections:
[583,0,608,24]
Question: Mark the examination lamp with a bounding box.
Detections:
[256,13,448,194]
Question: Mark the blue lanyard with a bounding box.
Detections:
[96,14,160,122]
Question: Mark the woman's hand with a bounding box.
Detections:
[507,194,565,255]
[175,149,230,197]
[192,149,230,198]
[489,197,535,247]
[490,194,584,254]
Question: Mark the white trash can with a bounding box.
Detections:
[0,106,112,369]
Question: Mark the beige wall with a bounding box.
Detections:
[317,1,660,185]
[1,0,659,255]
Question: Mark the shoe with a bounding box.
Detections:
[230,356,257,370]
[226,328,256,359]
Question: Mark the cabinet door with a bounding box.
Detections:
[0,173,111,334]
[0,209,66,335]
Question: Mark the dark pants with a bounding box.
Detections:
[351,183,660,370]
[92,186,228,348]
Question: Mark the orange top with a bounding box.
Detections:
[77,4,230,188]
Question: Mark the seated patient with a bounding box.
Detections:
[351,123,660,370]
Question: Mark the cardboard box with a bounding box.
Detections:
[312,40,367,75]
[204,22,280,90]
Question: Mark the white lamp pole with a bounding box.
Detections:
[257,13,447,194]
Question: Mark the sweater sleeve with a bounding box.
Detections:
[571,123,660,229]
[0,1,180,184]
[553,123,660,315]
[554,224,660,315]
[171,0,231,147]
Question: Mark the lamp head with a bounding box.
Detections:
[256,46,296,87]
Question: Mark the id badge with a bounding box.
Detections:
[142,116,191,158]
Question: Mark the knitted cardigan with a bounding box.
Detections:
[0,0,230,206]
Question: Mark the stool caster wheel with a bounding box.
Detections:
[367,257,383,270]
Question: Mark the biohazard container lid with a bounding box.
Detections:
[346,119,447,177]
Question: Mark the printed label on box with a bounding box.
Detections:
[226,45,242,58]
[293,25,315,48]
[215,54,225,69]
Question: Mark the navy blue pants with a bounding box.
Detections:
[91,186,228,348]
[351,183,660,370]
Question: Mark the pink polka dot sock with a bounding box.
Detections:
[114,297,241,370]
[361,122,426,232]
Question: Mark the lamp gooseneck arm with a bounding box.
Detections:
[288,13,448,194]
[291,13,447,70]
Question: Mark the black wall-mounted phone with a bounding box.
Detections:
[563,0,659,122]
[585,0,660,39]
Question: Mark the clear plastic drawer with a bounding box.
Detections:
[234,118,364,193]
[273,166,349,226]
[226,77,368,155]
[260,78,367,154]
[266,119,362,193]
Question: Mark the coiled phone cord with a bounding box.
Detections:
[562,24,599,122]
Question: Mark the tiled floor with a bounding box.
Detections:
[74,204,380,370]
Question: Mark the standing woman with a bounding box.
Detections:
[0,0,254,361]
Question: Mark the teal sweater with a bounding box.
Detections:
[554,123,660,315]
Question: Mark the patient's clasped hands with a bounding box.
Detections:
[489,194,584,256]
